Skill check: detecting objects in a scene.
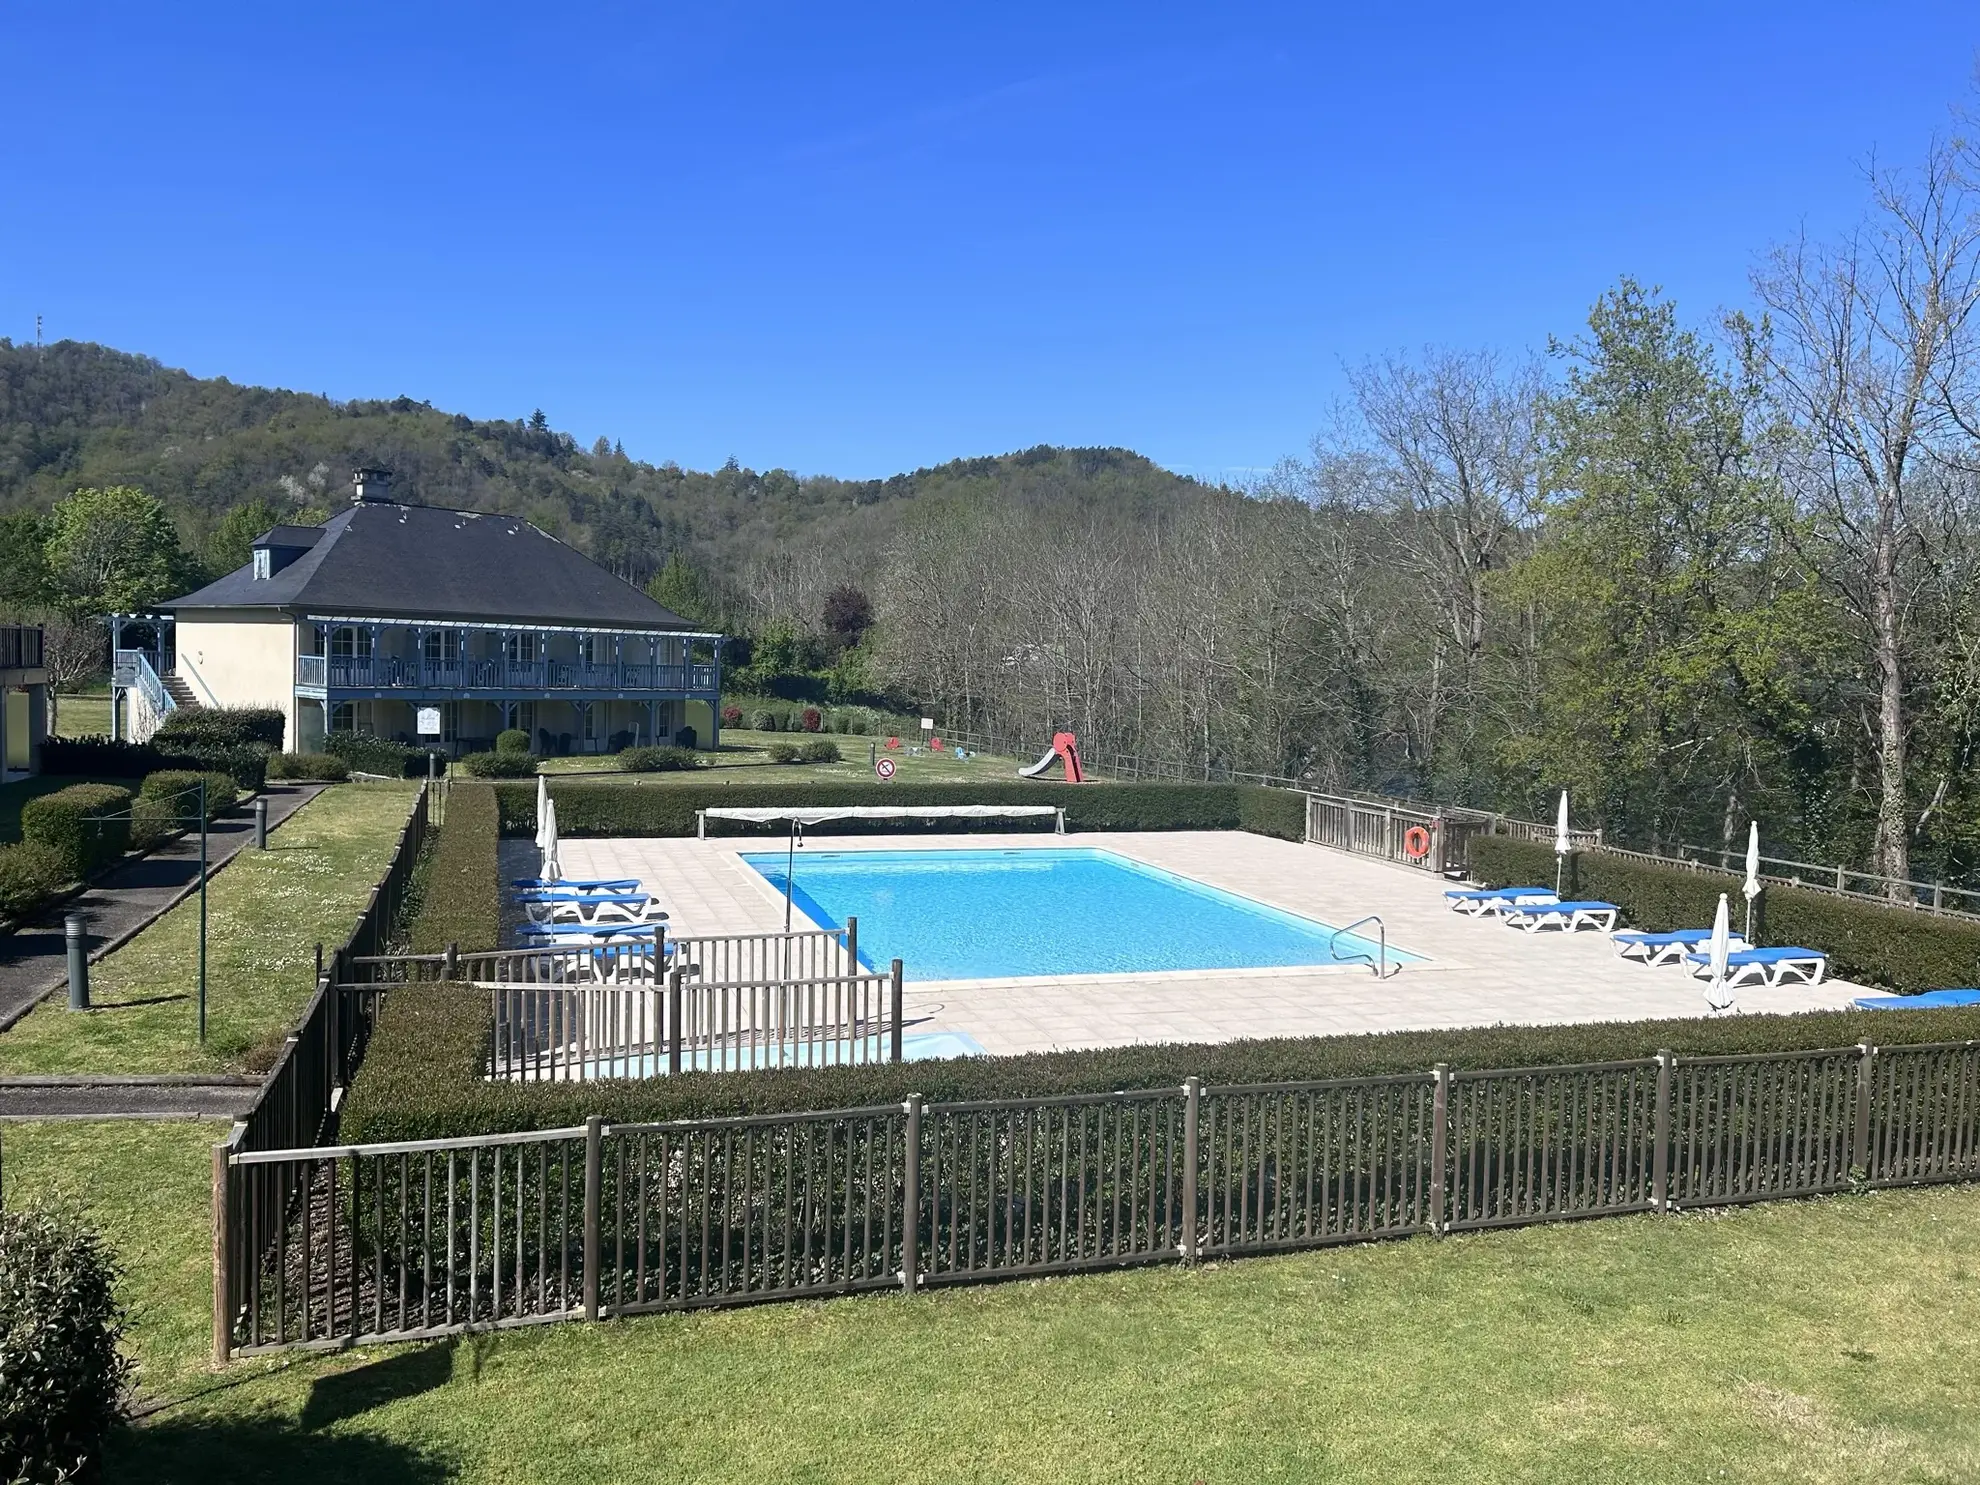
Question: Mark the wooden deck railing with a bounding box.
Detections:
[215,1038,1980,1358]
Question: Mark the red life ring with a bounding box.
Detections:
[1403,825,1432,859]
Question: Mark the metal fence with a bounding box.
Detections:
[214,1038,1980,1358]
[336,926,858,989]
[213,782,433,1359]
[489,963,906,1080]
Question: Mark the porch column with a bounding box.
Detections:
[412,626,425,689]
[27,683,45,775]
[646,700,657,746]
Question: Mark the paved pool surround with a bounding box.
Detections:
[528,831,1865,1058]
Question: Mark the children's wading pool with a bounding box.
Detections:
[742,847,1423,982]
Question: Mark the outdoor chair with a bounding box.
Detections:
[1854,988,1980,1010]
[1683,946,1827,988]
[1613,928,1749,967]
[1444,886,1558,917]
[521,892,667,928]
[1501,900,1621,933]
[511,876,641,893]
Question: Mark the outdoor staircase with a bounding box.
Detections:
[162,672,200,711]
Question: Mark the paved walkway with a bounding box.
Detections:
[557,831,1867,1057]
[0,1074,259,1120]
[0,783,327,1035]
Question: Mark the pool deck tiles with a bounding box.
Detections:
[542,831,1867,1057]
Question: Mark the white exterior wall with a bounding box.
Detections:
[175,610,300,748]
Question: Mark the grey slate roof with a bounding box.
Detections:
[169,503,696,632]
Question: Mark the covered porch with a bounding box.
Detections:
[296,696,714,756]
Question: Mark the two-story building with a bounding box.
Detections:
[123,471,722,755]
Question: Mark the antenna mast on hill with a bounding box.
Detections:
[34,315,41,350]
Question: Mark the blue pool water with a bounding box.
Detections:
[742,848,1422,981]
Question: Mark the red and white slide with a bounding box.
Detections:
[1018,731,1085,782]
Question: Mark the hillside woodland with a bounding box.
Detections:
[6,139,1980,886]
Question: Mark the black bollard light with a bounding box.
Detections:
[253,796,268,850]
[65,913,89,1010]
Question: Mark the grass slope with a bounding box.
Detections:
[0,782,418,1074]
[6,1114,1976,1483]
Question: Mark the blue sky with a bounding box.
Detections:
[2,3,1975,479]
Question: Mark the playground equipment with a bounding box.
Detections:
[1019,731,1085,783]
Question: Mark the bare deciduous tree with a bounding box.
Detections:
[1752,136,1980,884]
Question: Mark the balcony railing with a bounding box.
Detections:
[0,625,43,671]
[297,654,717,694]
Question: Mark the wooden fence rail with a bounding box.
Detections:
[215,1038,1980,1359]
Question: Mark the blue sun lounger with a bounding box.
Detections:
[1613,928,1748,967]
[1683,946,1827,988]
[518,921,661,943]
[1503,900,1620,933]
[511,877,641,893]
[1445,886,1558,917]
[1854,988,1980,1010]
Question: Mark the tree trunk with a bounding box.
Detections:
[1871,521,1910,891]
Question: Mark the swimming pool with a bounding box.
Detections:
[741,847,1422,981]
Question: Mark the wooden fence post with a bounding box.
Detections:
[583,1115,602,1322]
[211,1141,231,1364]
[666,969,683,1077]
[846,916,859,973]
[1430,1065,1450,1235]
[1652,1051,1673,1212]
[1853,1042,1877,1179]
[889,960,904,1064]
[1181,1077,1200,1262]
[902,1095,922,1294]
[444,942,459,980]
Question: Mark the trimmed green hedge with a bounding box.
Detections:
[459,750,539,779]
[21,785,132,879]
[266,751,351,781]
[324,733,448,779]
[153,705,285,750]
[0,842,69,919]
[138,769,238,823]
[617,746,699,773]
[409,781,501,954]
[339,982,1980,1142]
[1466,836,1980,995]
[487,781,1309,841]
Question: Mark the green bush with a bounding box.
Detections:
[766,742,801,764]
[800,739,841,763]
[1466,836,1980,995]
[340,981,1980,1142]
[490,780,1303,841]
[0,1204,132,1483]
[750,709,780,732]
[323,733,447,779]
[265,751,351,781]
[139,769,238,823]
[129,795,176,851]
[409,781,501,954]
[0,842,69,918]
[495,728,532,756]
[459,750,539,779]
[616,746,699,773]
[153,705,285,750]
[21,784,133,879]
[39,736,267,790]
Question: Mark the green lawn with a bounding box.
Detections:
[0,782,420,1075]
[53,692,112,738]
[536,730,1039,786]
[6,1115,1978,1483]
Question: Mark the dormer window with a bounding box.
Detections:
[252,548,271,580]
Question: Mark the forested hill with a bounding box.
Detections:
[0,338,1216,590]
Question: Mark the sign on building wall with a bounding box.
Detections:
[416,707,442,736]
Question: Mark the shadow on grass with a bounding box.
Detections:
[118,1344,462,1482]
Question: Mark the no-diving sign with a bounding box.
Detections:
[875,756,896,781]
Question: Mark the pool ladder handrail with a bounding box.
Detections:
[1329,914,1396,978]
